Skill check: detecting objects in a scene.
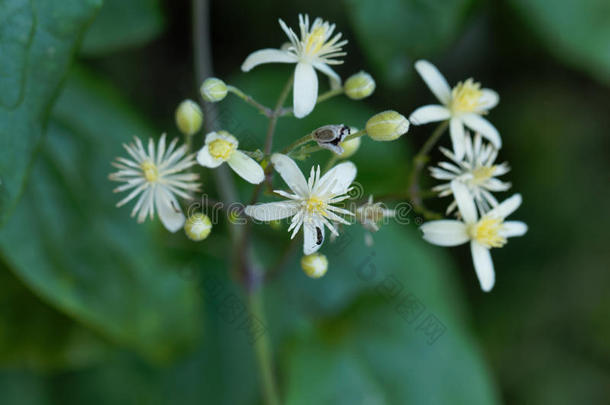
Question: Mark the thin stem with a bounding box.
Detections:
[287,129,367,157]
[249,290,281,405]
[281,132,313,155]
[264,77,293,156]
[227,85,273,117]
[407,121,449,218]
[323,154,339,172]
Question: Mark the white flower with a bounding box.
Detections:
[241,14,347,118]
[109,134,200,232]
[430,132,510,216]
[420,181,527,292]
[245,154,356,255]
[197,131,264,184]
[409,60,501,160]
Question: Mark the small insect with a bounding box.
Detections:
[313,124,350,155]
[316,227,323,245]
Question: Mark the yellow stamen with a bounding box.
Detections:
[141,160,159,182]
[305,26,327,55]
[470,166,496,185]
[208,139,236,160]
[469,217,506,248]
[306,197,326,215]
[450,78,483,113]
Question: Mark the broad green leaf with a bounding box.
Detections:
[0,69,203,361]
[345,0,473,87]
[81,0,164,56]
[0,0,101,225]
[0,262,110,370]
[508,0,610,85]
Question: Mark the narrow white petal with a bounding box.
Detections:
[487,194,522,219]
[420,220,469,246]
[471,241,495,292]
[245,201,300,221]
[501,221,528,238]
[155,187,185,233]
[414,60,452,105]
[312,61,342,89]
[409,105,451,125]
[315,161,357,196]
[227,151,265,184]
[303,221,324,255]
[293,62,318,118]
[271,154,308,196]
[450,117,466,160]
[478,89,499,110]
[451,180,478,223]
[241,49,297,71]
[461,114,501,149]
[196,145,224,168]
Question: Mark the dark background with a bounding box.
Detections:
[0,0,608,404]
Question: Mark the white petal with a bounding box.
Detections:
[271,154,308,196]
[449,117,466,160]
[155,187,185,233]
[409,105,451,125]
[478,89,499,110]
[196,145,224,168]
[227,151,265,184]
[461,114,501,149]
[245,201,300,221]
[293,62,318,118]
[241,49,298,71]
[312,61,341,89]
[451,180,478,223]
[471,241,495,292]
[303,221,325,255]
[414,60,452,105]
[487,194,522,219]
[315,161,357,196]
[501,221,528,238]
[420,220,469,246]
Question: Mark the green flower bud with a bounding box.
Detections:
[338,127,361,159]
[200,77,227,102]
[344,71,376,100]
[365,110,410,141]
[184,213,212,241]
[175,99,203,136]
[301,253,328,278]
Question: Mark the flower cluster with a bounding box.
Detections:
[108,14,526,292]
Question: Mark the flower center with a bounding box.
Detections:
[469,217,506,248]
[208,139,235,160]
[306,197,326,215]
[470,165,496,185]
[141,160,159,183]
[304,26,327,56]
[450,78,483,113]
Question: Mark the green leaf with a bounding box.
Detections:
[345,0,473,87]
[0,68,203,361]
[0,0,101,225]
[81,0,165,56]
[508,0,610,85]
[278,225,501,405]
[0,262,110,370]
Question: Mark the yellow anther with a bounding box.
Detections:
[141,160,159,182]
[208,139,235,160]
[469,217,506,248]
[451,79,483,113]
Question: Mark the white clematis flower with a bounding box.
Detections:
[109,134,200,232]
[197,131,265,184]
[430,132,511,216]
[409,60,501,160]
[245,153,356,255]
[241,14,347,118]
[420,181,527,292]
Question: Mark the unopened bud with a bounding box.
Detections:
[344,71,375,100]
[301,253,328,278]
[184,213,212,241]
[200,77,227,102]
[365,110,409,141]
[338,128,361,159]
[175,99,203,136]
[313,124,350,155]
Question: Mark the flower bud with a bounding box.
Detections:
[184,213,212,241]
[344,71,375,100]
[175,99,203,136]
[365,110,409,141]
[200,77,227,102]
[312,124,350,155]
[301,253,328,278]
[338,128,361,159]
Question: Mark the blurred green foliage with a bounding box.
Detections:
[0,0,608,404]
